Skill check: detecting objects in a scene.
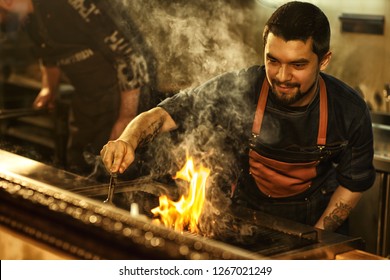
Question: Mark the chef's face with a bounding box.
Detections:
[264,32,331,107]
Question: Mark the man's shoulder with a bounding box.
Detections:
[236,65,265,79]
[204,65,264,87]
[321,72,367,108]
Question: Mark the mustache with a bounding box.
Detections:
[272,80,300,88]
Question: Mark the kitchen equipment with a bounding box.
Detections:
[103,173,117,205]
[0,149,371,260]
[0,108,47,120]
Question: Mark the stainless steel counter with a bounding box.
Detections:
[349,112,390,258]
[372,113,390,257]
[372,154,390,257]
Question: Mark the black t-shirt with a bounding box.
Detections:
[158,65,375,195]
[24,0,156,91]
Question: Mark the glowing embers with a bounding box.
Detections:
[151,157,210,233]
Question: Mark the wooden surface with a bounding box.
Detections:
[335,249,388,260]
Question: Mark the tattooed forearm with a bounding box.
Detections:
[137,118,164,147]
[323,202,353,231]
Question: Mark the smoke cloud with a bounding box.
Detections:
[121,0,263,91]
[118,0,266,240]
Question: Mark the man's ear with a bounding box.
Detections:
[320,51,332,71]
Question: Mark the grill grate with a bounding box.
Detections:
[212,217,317,257]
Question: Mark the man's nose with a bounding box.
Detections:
[276,65,292,82]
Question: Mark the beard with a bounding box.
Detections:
[270,79,317,107]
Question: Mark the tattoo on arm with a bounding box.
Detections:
[137,118,164,147]
[323,202,353,231]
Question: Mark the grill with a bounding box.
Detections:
[0,149,365,259]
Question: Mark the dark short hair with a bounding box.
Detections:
[263,1,331,60]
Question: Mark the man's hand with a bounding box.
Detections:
[101,107,178,174]
[100,139,135,174]
[34,65,61,111]
[32,88,56,111]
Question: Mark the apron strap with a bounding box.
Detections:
[252,78,269,135]
[252,77,328,145]
[317,77,327,145]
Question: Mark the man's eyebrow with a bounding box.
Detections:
[265,53,277,60]
[266,53,309,64]
[290,58,310,64]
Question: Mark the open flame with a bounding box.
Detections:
[151,157,210,233]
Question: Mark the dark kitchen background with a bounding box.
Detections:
[0,0,389,259]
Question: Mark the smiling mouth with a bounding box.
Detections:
[278,84,294,89]
[275,81,299,87]
[275,84,297,93]
[274,81,300,92]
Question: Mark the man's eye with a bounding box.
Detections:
[293,63,306,68]
[267,58,278,63]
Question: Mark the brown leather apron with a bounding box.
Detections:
[249,77,328,198]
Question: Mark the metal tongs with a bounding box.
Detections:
[103,172,117,205]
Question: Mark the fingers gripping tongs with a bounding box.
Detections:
[103,173,117,205]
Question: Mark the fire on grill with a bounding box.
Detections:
[151,156,209,233]
[0,149,368,260]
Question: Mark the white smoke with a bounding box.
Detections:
[121,0,263,91]
[118,0,266,239]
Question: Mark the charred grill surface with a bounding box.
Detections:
[215,218,317,257]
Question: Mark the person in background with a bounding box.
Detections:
[0,0,156,174]
[100,1,375,233]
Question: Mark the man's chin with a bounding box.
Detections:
[272,90,301,106]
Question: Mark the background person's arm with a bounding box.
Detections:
[32,64,61,110]
[109,88,141,140]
